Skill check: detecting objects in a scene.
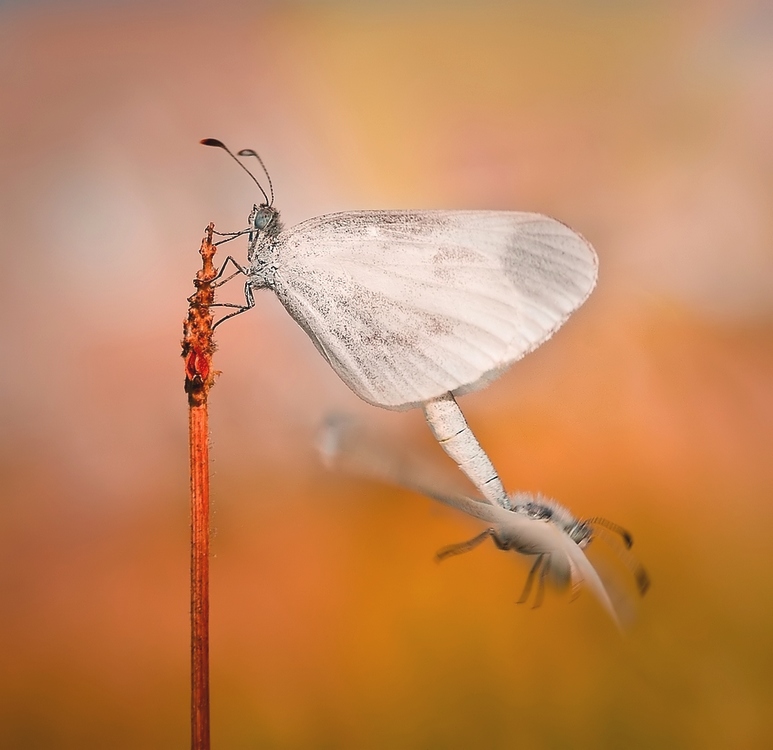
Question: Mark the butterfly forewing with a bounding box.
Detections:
[273,210,597,409]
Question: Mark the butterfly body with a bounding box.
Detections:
[320,414,649,627]
[423,488,592,588]
[244,204,282,284]
[202,139,597,511]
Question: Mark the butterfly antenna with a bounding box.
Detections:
[200,138,270,206]
[238,148,275,206]
[586,517,634,549]
[591,525,651,596]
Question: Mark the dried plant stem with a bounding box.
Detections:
[188,401,210,750]
[182,224,218,750]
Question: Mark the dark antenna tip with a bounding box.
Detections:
[237,148,275,206]
[635,568,651,595]
[199,138,270,206]
[586,517,635,549]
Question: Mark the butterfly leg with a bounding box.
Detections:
[532,554,551,609]
[435,528,495,562]
[517,554,545,605]
[188,255,249,305]
[213,227,251,240]
[211,280,256,329]
[210,255,249,287]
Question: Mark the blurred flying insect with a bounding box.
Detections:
[201,139,598,512]
[319,415,649,629]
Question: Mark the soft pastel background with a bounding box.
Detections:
[1,0,772,747]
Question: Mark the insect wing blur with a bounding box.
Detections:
[320,415,648,629]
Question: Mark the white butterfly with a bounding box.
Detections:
[319,415,649,629]
[202,140,598,510]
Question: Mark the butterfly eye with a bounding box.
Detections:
[252,207,274,230]
[569,523,593,547]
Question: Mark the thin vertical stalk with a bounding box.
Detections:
[182,224,218,750]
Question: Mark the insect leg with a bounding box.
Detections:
[210,255,249,285]
[435,528,495,562]
[211,228,254,249]
[532,554,551,609]
[211,280,256,329]
[212,269,247,290]
[212,227,250,238]
[517,554,545,605]
[188,256,246,307]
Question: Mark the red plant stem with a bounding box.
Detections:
[188,401,210,749]
[182,224,218,750]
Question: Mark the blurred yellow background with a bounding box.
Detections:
[1,1,772,747]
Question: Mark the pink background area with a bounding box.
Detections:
[1,1,772,747]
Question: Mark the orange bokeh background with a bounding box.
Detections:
[1,1,772,747]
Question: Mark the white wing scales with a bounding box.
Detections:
[272,210,597,409]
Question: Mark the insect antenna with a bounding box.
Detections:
[590,525,651,595]
[200,138,271,206]
[586,517,634,548]
[238,148,275,207]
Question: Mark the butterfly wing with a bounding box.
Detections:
[274,210,597,409]
[553,532,622,629]
[319,413,500,521]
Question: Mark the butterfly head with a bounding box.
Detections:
[511,493,594,548]
[200,138,277,232]
[250,204,279,231]
[246,203,282,265]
